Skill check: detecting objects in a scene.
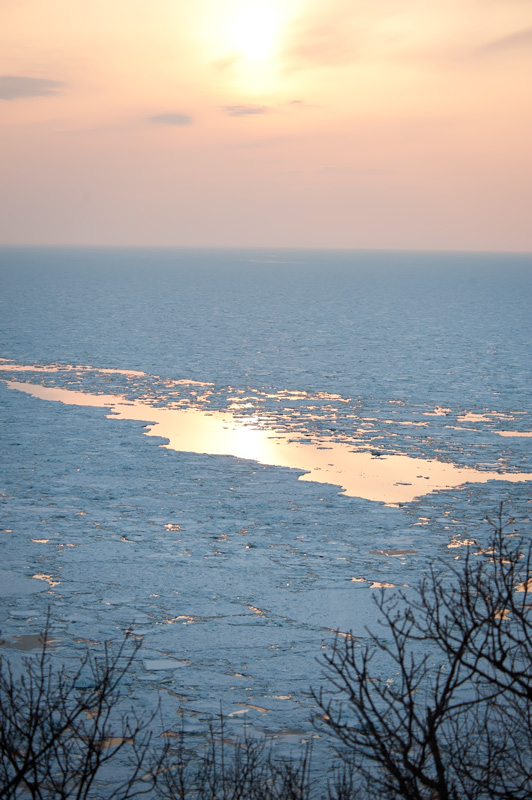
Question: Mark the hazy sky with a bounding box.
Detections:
[1,0,531,250]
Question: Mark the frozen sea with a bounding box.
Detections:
[1,246,531,764]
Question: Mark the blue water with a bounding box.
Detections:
[1,246,531,766]
[2,246,531,407]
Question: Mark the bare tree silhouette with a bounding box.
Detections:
[0,624,161,799]
[315,504,532,800]
[157,714,313,800]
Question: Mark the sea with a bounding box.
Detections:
[1,246,531,768]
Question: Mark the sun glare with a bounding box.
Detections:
[227,0,281,62]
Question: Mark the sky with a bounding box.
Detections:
[1,0,531,251]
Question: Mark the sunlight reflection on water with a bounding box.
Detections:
[6,371,532,505]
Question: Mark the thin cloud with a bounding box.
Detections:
[0,75,65,100]
[211,55,241,73]
[478,26,532,54]
[283,23,361,70]
[148,113,193,126]
[281,99,318,109]
[223,105,270,117]
[280,0,383,72]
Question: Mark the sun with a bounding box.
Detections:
[226,0,283,62]
[198,0,291,92]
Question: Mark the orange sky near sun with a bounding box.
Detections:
[1,0,531,250]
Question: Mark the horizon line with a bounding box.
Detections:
[1,243,531,257]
